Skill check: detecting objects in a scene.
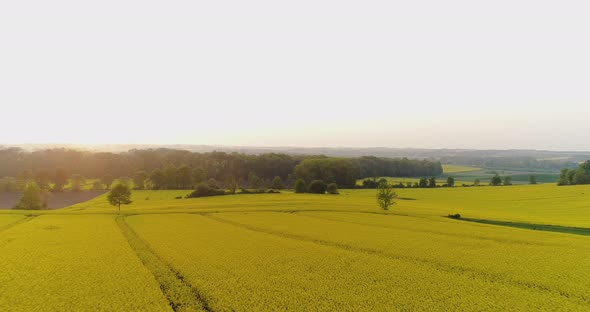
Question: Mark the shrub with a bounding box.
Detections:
[308,180,327,194]
[448,213,461,219]
[294,179,307,193]
[327,183,339,194]
[187,183,226,198]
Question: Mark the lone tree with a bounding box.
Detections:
[107,183,132,212]
[377,182,397,210]
[490,174,502,186]
[446,176,455,187]
[503,176,512,186]
[14,182,46,210]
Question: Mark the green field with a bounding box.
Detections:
[1,185,589,310]
[442,164,481,173]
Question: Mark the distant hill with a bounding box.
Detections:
[2,144,588,172]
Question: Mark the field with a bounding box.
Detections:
[1,184,589,310]
[0,191,106,210]
[442,164,481,173]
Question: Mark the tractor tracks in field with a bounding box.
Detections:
[116,216,212,312]
[289,211,557,247]
[0,215,38,233]
[203,213,590,306]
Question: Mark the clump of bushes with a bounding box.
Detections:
[186,183,227,198]
[238,188,281,194]
[448,213,461,219]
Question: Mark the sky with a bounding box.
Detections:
[0,1,589,151]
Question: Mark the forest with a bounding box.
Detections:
[0,148,442,190]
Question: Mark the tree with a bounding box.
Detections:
[54,168,68,192]
[294,179,307,193]
[490,174,502,186]
[428,177,436,188]
[327,183,339,194]
[446,176,455,187]
[149,169,165,190]
[308,180,327,194]
[529,175,537,185]
[107,183,132,212]
[92,181,103,191]
[71,174,84,192]
[248,173,260,189]
[474,178,480,186]
[271,176,284,190]
[101,174,114,190]
[503,176,512,186]
[208,178,218,189]
[164,165,178,189]
[376,182,397,210]
[133,171,147,190]
[17,170,33,183]
[14,182,46,210]
[35,169,51,189]
[225,175,237,194]
[558,168,570,185]
[192,168,207,186]
[176,165,193,189]
[419,178,428,188]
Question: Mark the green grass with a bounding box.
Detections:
[442,164,481,173]
[1,184,589,310]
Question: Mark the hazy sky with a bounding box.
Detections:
[1,1,589,150]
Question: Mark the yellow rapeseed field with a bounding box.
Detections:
[0,184,589,310]
[0,215,171,311]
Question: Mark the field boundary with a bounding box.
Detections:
[116,216,211,312]
[452,217,590,236]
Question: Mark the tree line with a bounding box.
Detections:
[558,161,590,185]
[0,147,443,191]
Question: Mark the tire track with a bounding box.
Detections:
[116,215,212,312]
[290,211,555,246]
[0,214,38,233]
[203,213,590,306]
